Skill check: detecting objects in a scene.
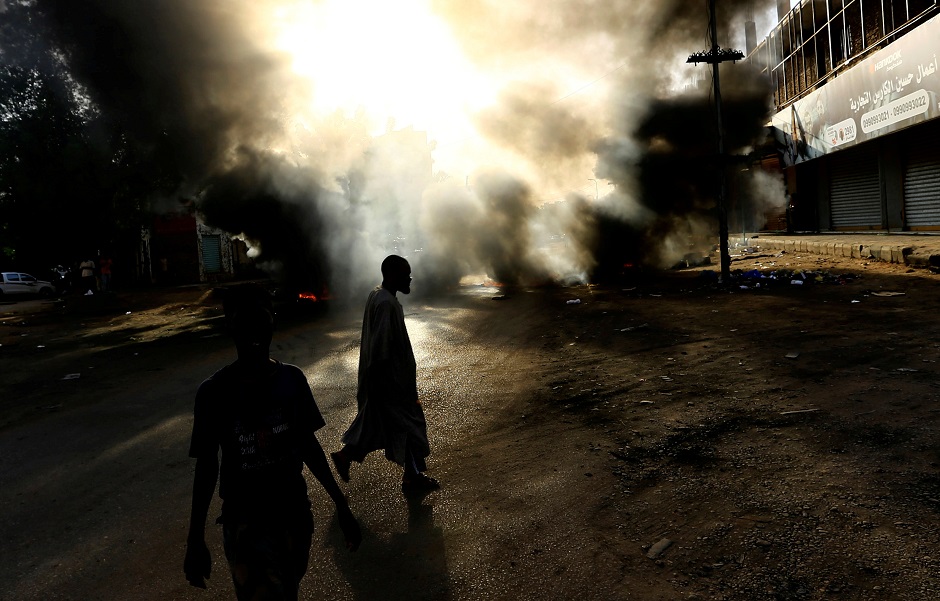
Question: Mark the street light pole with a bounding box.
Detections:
[687,0,743,284]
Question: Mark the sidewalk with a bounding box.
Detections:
[742,232,940,269]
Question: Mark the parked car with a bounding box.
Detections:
[0,272,56,298]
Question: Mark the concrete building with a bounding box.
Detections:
[141,212,252,286]
[748,0,940,231]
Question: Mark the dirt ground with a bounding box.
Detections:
[1,247,939,600]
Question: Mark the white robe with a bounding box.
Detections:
[341,286,429,469]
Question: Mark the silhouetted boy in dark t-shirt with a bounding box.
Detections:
[184,284,360,600]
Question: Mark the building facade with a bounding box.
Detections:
[749,0,940,231]
[141,212,252,286]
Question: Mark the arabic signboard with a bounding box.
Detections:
[771,13,940,167]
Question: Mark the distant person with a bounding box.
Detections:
[79,257,96,295]
[158,256,170,285]
[51,264,71,295]
[184,284,361,600]
[98,255,113,292]
[331,255,440,492]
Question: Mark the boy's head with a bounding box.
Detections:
[222,284,274,363]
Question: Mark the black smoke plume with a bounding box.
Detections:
[24,0,782,292]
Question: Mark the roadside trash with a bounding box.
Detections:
[639,400,655,405]
[780,408,819,415]
[851,300,861,303]
[491,295,507,301]
[566,299,581,305]
[62,373,81,380]
[125,311,132,315]
[871,291,905,297]
[896,368,918,372]
[36,345,45,349]
[84,290,94,296]
[729,268,858,287]
[785,352,800,359]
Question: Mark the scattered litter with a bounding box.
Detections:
[780,408,820,415]
[36,345,45,349]
[566,299,581,305]
[871,291,905,297]
[639,400,655,405]
[785,352,800,359]
[725,267,858,288]
[851,300,861,303]
[895,368,919,372]
[491,295,507,301]
[125,311,132,315]
[620,323,649,332]
[61,373,81,380]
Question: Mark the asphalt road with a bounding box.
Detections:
[0,284,608,601]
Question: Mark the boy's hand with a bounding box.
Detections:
[184,537,212,588]
[337,503,362,551]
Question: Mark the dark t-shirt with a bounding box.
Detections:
[189,360,325,515]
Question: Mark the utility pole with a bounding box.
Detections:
[687,0,742,283]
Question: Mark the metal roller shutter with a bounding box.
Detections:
[202,235,222,273]
[903,133,940,228]
[830,148,882,229]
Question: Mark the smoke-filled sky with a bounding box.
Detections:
[26,0,786,295]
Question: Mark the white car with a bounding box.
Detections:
[0,272,56,298]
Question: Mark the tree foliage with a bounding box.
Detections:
[0,0,162,271]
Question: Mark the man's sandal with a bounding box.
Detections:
[401,472,441,492]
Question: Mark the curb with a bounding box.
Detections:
[751,238,940,269]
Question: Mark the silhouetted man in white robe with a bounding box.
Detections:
[331,255,440,492]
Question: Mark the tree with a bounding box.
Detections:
[0,0,161,272]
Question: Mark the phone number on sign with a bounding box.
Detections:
[861,89,931,133]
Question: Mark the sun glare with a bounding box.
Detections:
[274,0,490,145]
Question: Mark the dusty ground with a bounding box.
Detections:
[1,248,939,600]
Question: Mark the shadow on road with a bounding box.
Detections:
[328,491,452,601]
